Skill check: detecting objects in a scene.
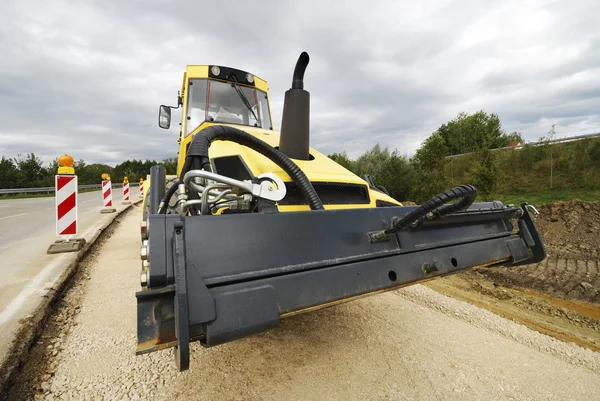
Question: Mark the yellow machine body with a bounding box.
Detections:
[145,63,400,213]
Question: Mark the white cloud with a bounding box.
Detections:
[0,0,599,165]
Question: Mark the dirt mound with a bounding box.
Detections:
[535,200,600,260]
[470,200,600,304]
[478,258,600,303]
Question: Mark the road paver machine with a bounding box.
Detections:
[137,52,546,370]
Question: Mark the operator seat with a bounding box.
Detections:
[215,106,243,125]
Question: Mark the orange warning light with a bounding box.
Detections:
[58,154,74,167]
[57,154,75,175]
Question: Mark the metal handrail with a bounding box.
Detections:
[0,182,139,195]
[445,131,600,159]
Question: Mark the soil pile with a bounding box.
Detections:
[476,200,600,303]
[535,200,600,260]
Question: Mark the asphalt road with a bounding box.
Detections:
[0,189,138,369]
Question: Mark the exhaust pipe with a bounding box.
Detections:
[279,52,310,160]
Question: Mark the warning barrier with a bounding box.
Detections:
[100,179,116,214]
[55,175,78,237]
[139,179,144,198]
[102,180,113,207]
[47,154,86,254]
[122,178,131,204]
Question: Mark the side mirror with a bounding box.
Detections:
[158,105,171,129]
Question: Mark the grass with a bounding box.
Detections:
[494,189,600,206]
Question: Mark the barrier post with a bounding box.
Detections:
[47,154,86,254]
[101,173,116,214]
[122,176,131,205]
[139,178,144,198]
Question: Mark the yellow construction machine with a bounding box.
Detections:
[137,52,545,371]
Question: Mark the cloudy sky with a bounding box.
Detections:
[1,0,599,165]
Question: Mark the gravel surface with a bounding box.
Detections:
[8,210,600,400]
[427,269,600,353]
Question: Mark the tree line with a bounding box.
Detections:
[3,110,599,203]
[329,110,531,202]
[0,155,177,189]
[330,112,600,203]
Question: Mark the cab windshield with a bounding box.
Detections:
[185,79,272,135]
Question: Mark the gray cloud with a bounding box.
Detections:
[1,0,599,166]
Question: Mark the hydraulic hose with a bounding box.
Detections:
[384,185,477,234]
[184,125,324,211]
[158,179,182,214]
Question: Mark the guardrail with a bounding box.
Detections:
[0,182,139,195]
[445,131,600,159]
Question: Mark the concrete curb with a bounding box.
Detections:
[0,200,142,397]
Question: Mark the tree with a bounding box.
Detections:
[506,131,523,145]
[353,144,390,179]
[426,111,509,157]
[328,152,354,171]
[467,147,499,201]
[408,110,514,201]
[0,157,24,188]
[328,145,415,202]
[14,153,45,187]
[409,133,450,202]
[161,157,178,175]
[412,133,448,171]
[0,154,180,188]
[377,150,414,201]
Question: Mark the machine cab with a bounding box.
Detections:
[158,65,273,173]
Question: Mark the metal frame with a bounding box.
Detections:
[136,201,545,370]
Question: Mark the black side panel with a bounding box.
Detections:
[147,215,167,288]
[280,182,370,205]
[207,234,516,316]
[506,238,531,263]
[211,155,254,181]
[147,214,182,288]
[149,166,166,215]
[173,227,190,371]
[183,205,512,285]
[205,285,279,346]
[517,203,546,263]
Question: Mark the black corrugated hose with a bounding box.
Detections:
[158,179,182,214]
[157,157,193,214]
[184,125,324,210]
[384,185,477,234]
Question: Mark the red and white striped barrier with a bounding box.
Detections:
[102,180,113,207]
[123,180,130,202]
[139,180,144,198]
[55,175,78,238]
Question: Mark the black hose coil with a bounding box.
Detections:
[184,125,324,210]
[385,185,477,234]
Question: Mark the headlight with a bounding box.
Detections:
[246,73,254,83]
[211,66,221,76]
